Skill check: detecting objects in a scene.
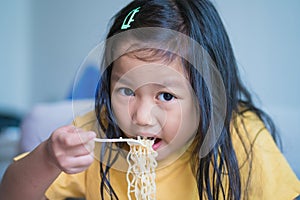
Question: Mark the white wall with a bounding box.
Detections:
[0,0,31,113]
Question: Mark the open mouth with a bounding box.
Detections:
[132,136,162,150]
[153,138,162,144]
[150,138,162,150]
[146,137,161,144]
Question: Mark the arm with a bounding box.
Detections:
[0,125,96,200]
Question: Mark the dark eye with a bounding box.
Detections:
[158,92,175,102]
[120,88,135,96]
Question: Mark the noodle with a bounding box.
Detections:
[126,137,158,200]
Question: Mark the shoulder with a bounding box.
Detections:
[231,110,300,199]
[230,109,277,166]
[230,109,275,155]
[231,110,266,142]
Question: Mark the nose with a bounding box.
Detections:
[131,98,155,126]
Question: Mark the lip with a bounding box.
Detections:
[152,138,162,151]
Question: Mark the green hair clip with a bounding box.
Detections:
[121,7,141,30]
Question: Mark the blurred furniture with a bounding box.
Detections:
[19,99,94,152]
[0,113,21,131]
[0,108,22,132]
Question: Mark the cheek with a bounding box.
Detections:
[111,96,131,131]
[162,113,181,141]
[163,102,199,144]
[161,103,184,143]
[180,103,199,139]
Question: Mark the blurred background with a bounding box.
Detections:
[0,0,299,180]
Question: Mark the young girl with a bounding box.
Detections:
[1,0,299,199]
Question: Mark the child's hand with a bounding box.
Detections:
[46,125,96,174]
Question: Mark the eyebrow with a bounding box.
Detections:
[111,73,133,86]
[161,78,186,89]
[111,73,188,90]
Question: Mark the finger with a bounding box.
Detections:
[58,131,96,147]
[77,131,97,144]
[83,139,95,153]
[65,140,95,157]
[62,154,95,174]
[57,125,87,136]
[58,125,78,132]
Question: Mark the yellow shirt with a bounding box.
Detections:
[42,111,300,199]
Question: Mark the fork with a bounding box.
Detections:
[94,137,145,146]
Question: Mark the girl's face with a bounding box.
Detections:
[110,54,199,161]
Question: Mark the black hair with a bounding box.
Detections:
[95,0,279,199]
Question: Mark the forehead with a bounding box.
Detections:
[112,53,186,78]
[111,54,191,92]
[111,55,193,97]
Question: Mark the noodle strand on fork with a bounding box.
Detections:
[126,137,158,200]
